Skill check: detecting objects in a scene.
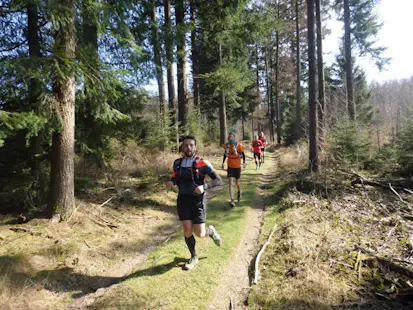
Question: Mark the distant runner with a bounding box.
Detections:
[221,132,246,208]
[167,135,222,271]
[259,131,267,164]
[252,135,263,170]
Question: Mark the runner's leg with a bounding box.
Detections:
[229,177,234,201]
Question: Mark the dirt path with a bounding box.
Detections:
[66,154,278,310]
[208,152,277,309]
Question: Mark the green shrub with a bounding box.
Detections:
[327,121,372,169]
[396,119,413,174]
[366,144,399,175]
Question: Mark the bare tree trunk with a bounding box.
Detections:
[189,0,200,115]
[269,51,275,142]
[344,0,355,121]
[241,108,245,139]
[265,47,274,142]
[251,112,254,137]
[151,0,166,113]
[315,0,325,139]
[46,0,76,220]
[375,120,381,149]
[295,0,302,142]
[275,28,281,144]
[164,0,176,133]
[219,43,227,145]
[307,0,319,171]
[255,43,260,105]
[176,0,188,133]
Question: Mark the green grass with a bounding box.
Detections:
[88,160,266,309]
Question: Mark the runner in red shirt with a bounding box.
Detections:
[259,132,267,164]
[251,135,263,170]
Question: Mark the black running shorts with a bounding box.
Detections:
[177,194,206,224]
[254,153,261,161]
[227,167,241,179]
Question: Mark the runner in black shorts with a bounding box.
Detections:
[222,132,246,208]
[252,135,263,170]
[167,135,222,271]
[259,132,267,164]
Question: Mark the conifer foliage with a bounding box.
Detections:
[0,0,410,219]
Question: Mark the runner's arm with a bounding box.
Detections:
[240,152,246,164]
[170,160,178,185]
[204,170,222,189]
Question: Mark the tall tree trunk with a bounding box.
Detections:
[46,0,76,220]
[151,0,166,113]
[315,0,325,139]
[190,0,200,115]
[265,47,274,142]
[241,107,245,139]
[307,0,319,171]
[344,0,355,121]
[164,0,176,131]
[218,43,227,145]
[27,4,47,207]
[176,0,188,133]
[375,119,381,149]
[251,111,254,138]
[275,28,281,144]
[294,0,301,141]
[255,43,260,105]
[269,50,275,142]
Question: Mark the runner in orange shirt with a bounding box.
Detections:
[221,132,246,208]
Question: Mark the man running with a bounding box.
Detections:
[167,135,222,271]
[259,131,267,164]
[252,135,263,170]
[221,132,246,208]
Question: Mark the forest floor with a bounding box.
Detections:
[1,144,413,309]
[0,145,272,310]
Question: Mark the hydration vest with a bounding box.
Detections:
[174,155,204,186]
[225,142,240,157]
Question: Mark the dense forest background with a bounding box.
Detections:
[1,0,412,220]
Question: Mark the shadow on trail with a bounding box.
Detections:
[0,254,188,299]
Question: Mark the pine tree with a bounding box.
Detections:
[150,0,166,113]
[334,0,389,121]
[176,0,188,133]
[46,0,77,220]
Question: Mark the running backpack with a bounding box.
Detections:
[174,155,204,186]
[225,142,239,156]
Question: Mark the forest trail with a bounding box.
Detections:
[208,152,278,309]
[0,148,282,310]
[67,151,280,310]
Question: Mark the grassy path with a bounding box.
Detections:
[75,152,275,310]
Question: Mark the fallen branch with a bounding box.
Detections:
[404,188,413,195]
[253,223,277,285]
[355,245,413,278]
[389,183,407,204]
[328,258,353,269]
[9,227,34,233]
[90,218,119,229]
[97,195,116,210]
[83,238,92,248]
[351,177,387,189]
[351,177,413,191]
